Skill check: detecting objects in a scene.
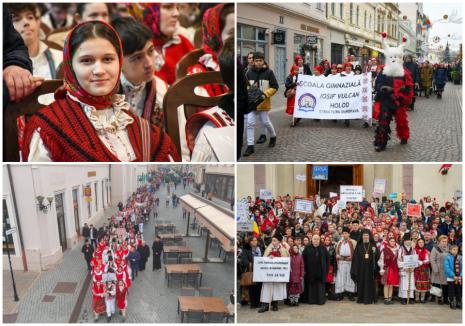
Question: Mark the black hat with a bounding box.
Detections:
[352,220,360,224]
[272,233,283,242]
[403,232,411,241]
[342,226,350,234]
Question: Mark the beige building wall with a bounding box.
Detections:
[412,165,462,204]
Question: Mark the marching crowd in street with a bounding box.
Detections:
[239,31,462,157]
[237,193,462,313]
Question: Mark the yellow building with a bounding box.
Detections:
[237,164,461,205]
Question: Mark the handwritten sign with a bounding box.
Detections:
[253,257,291,282]
[294,199,314,213]
[373,179,386,194]
[259,189,273,200]
[237,200,253,231]
[407,203,422,217]
[340,185,363,202]
[293,74,372,120]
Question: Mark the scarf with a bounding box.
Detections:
[415,245,428,261]
[270,245,282,257]
[128,3,166,46]
[202,4,225,60]
[57,20,123,110]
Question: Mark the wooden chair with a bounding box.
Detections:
[43,39,64,52]
[175,48,204,80]
[185,309,204,323]
[162,71,227,156]
[205,311,225,323]
[198,287,213,297]
[40,21,52,37]
[4,80,63,161]
[56,62,64,79]
[181,287,196,296]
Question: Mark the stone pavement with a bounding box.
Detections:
[240,82,462,162]
[3,270,40,320]
[3,206,116,323]
[79,183,234,323]
[237,298,462,323]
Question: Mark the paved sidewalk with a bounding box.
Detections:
[3,206,117,323]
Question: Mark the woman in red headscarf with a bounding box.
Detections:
[414,238,431,303]
[22,21,180,162]
[186,3,234,97]
[92,280,106,321]
[116,279,129,321]
[129,3,194,86]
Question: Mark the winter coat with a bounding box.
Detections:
[290,253,305,283]
[245,66,279,111]
[444,254,462,279]
[433,68,448,88]
[420,65,434,88]
[430,245,449,285]
[403,61,420,84]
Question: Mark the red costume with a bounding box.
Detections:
[92,269,103,283]
[92,283,106,314]
[116,284,128,310]
[285,64,300,116]
[380,245,399,286]
[260,211,279,231]
[414,245,431,291]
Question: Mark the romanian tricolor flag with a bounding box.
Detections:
[251,215,260,237]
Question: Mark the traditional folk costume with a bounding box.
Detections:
[92,282,106,317]
[22,21,180,162]
[397,236,415,302]
[129,3,194,86]
[374,32,414,151]
[335,234,357,299]
[414,244,431,302]
[378,244,400,286]
[116,283,129,310]
[104,282,116,320]
[288,248,304,305]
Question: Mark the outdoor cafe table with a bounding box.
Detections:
[165,263,202,287]
[163,246,192,262]
[177,296,228,322]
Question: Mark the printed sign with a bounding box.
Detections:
[294,199,314,213]
[407,203,422,217]
[402,254,419,269]
[373,179,386,194]
[253,257,291,282]
[340,185,363,202]
[312,165,329,180]
[293,74,372,120]
[259,189,273,200]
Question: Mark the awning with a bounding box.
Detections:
[179,194,208,214]
[195,206,234,249]
[346,40,365,48]
[363,44,384,54]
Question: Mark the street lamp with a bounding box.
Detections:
[3,224,19,301]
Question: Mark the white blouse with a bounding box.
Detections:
[27,93,137,162]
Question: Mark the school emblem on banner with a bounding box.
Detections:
[298,93,317,112]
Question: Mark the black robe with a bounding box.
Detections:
[302,244,329,305]
[138,245,150,270]
[152,240,164,270]
[350,241,380,304]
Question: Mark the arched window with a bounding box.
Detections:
[331,3,335,16]
[356,6,360,26]
[350,4,354,24]
[377,14,380,31]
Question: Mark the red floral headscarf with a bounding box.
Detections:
[58,20,123,109]
[128,3,164,46]
[202,4,227,59]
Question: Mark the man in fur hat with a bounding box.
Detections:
[335,227,357,301]
[373,32,414,152]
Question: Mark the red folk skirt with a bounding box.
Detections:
[285,93,296,116]
[381,265,399,286]
[116,290,128,310]
[414,264,431,291]
[93,295,106,314]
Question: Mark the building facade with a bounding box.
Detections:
[238,164,461,206]
[3,165,146,271]
[399,2,430,59]
[237,3,330,83]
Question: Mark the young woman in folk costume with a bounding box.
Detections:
[378,236,399,304]
[414,238,431,303]
[373,32,414,152]
[116,279,129,321]
[92,280,106,321]
[129,3,194,86]
[22,21,180,162]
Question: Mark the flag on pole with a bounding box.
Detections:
[439,164,452,175]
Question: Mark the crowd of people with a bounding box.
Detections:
[238,31,462,157]
[237,193,462,313]
[80,170,175,322]
[3,3,234,162]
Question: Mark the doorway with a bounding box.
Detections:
[72,188,80,237]
[275,46,287,83]
[306,164,363,197]
[55,193,67,251]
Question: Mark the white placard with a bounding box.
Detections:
[293,74,372,120]
[402,254,419,269]
[253,257,291,282]
[329,192,338,198]
[236,200,253,232]
[5,228,16,236]
[294,199,313,213]
[373,179,386,194]
[295,174,307,182]
[340,185,364,202]
[259,189,273,200]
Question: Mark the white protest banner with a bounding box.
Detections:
[236,200,253,232]
[253,257,291,282]
[259,189,273,200]
[340,185,364,202]
[402,254,419,269]
[373,179,386,194]
[293,74,372,120]
[294,199,313,213]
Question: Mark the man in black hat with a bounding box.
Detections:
[350,220,362,242]
[351,228,379,304]
[398,232,415,304]
[335,227,357,301]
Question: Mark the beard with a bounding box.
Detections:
[383,63,405,77]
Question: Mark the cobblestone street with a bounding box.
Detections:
[237,298,462,323]
[240,83,462,162]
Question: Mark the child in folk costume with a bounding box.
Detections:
[288,244,304,306]
[116,279,129,321]
[335,227,357,301]
[258,234,290,313]
[373,32,414,152]
[92,280,106,321]
[414,238,431,303]
[397,232,415,304]
[104,280,116,322]
[378,236,399,304]
[284,64,301,127]
[22,21,180,162]
[444,244,462,309]
[116,264,132,288]
[93,264,104,283]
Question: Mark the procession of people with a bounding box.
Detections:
[237,193,462,313]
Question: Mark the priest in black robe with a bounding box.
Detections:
[302,234,329,305]
[350,228,380,304]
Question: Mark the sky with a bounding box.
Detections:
[423,2,463,51]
